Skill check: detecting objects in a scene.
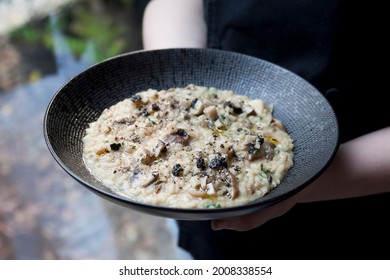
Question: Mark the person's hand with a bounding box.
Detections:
[212,127,390,232]
[211,190,303,231]
[143,0,206,50]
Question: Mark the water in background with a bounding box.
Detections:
[0,12,190,260]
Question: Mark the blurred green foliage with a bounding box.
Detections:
[9,24,43,44]
[9,0,134,62]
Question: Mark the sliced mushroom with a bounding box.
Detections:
[130,94,143,108]
[223,170,239,199]
[165,128,190,146]
[248,99,266,116]
[260,142,276,160]
[243,135,257,145]
[136,148,154,165]
[179,97,192,108]
[199,176,207,188]
[227,146,236,161]
[186,177,207,197]
[113,117,136,125]
[96,147,109,156]
[247,141,262,161]
[203,105,218,121]
[270,118,285,130]
[224,101,243,114]
[154,183,162,194]
[169,99,179,109]
[129,169,158,188]
[247,141,276,161]
[186,188,207,198]
[190,99,204,115]
[153,140,167,158]
[242,104,255,115]
[231,185,239,199]
[214,119,226,129]
[189,176,202,189]
[206,183,217,195]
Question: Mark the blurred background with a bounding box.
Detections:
[0,0,191,260]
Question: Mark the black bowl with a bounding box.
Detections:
[44,48,339,220]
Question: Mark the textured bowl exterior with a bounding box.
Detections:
[44,48,339,220]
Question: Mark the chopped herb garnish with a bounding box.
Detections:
[205,203,222,209]
[259,163,272,178]
[219,114,231,126]
[147,117,157,125]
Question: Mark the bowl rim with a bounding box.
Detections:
[43,47,340,220]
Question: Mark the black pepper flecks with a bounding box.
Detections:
[172,164,184,176]
[208,156,228,169]
[257,135,264,145]
[130,95,141,103]
[190,98,198,108]
[196,157,206,169]
[225,101,243,114]
[151,103,160,111]
[176,128,188,136]
[110,143,121,151]
[141,110,149,117]
[247,143,258,154]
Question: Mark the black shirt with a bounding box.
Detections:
[204,0,388,143]
[177,0,389,260]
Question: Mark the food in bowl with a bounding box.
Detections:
[82,84,294,208]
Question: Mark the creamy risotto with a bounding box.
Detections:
[83,84,294,208]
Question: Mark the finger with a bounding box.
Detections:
[211,210,269,231]
[212,196,297,231]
